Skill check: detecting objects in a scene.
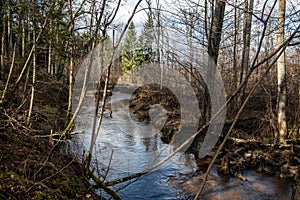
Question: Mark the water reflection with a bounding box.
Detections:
[142,135,159,152]
[71,91,191,199]
[71,91,293,200]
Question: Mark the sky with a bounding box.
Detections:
[114,1,149,29]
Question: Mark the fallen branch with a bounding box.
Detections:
[88,169,121,200]
[2,110,30,132]
[34,131,82,138]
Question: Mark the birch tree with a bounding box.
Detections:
[67,0,75,117]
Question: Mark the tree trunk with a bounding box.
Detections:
[237,0,254,110]
[67,0,74,117]
[206,0,226,122]
[207,0,226,64]
[276,0,287,143]
[48,20,52,74]
[27,1,36,125]
[89,0,95,51]
[22,19,25,58]
[1,12,5,74]
[7,5,13,55]
[232,0,239,114]
[155,0,163,89]
[190,0,226,151]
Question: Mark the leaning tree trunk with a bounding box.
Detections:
[276,0,287,143]
[27,2,36,125]
[190,0,226,152]
[67,0,74,117]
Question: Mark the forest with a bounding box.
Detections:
[0,0,300,199]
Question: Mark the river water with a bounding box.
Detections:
[71,91,193,199]
[70,91,293,199]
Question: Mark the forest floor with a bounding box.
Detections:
[0,71,98,199]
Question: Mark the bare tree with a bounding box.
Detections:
[276,0,287,143]
[237,0,254,110]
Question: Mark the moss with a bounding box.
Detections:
[35,192,58,200]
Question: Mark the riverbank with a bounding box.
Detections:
[128,84,300,198]
[0,71,97,199]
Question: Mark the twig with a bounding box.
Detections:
[194,39,289,200]
[2,110,30,132]
[33,146,56,180]
[26,154,77,193]
[34,131,81,138]
[103,150,114,181]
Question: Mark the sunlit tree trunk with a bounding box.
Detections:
[22,19,25,58]
[7,4,13,55]
[27,0,36,125]
[27,0,31,49]
[276,0,287,143]
[48,20,52,74]
[67,0,74,117]
[1,11,5,74]
[155,0,163,89]
[89,0,95,51]
[54,30,59,75]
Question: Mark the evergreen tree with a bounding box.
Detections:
[138,0,154,54]
[123,22,137,52]
[121,20,154,74]
[122,22,137,72]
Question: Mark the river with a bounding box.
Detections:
[70,91,293,199]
